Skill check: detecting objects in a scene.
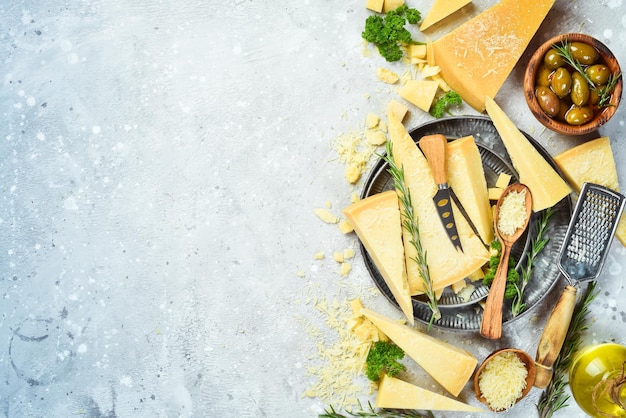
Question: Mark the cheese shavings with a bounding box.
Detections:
[497,189,528,236]
[478,351,528,411]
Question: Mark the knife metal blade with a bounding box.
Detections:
[419,134,463,253]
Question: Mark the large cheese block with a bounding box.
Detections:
[447,135,494,244]
[361,308,477,396]
[387,110,490,294]
[376,375,484,411]
[485,96,571,211]
[432,0,555,112]
[343,190,414,323]
[419,0,472,31]
[554,137,626,247]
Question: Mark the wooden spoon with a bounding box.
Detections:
[480,183,533,339]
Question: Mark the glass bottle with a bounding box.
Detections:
[569,343,626,417]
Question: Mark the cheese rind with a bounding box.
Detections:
[387,111,490,294]
[432,0,556,111]
[447,135,494,244]
[419,0,472,31]
[343,191,414,323]
[553,136,626,247]
[376,375,484,411]
[362,308,477,396]
[485,97,571,211]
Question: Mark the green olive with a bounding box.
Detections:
[565,106,594,125]
[543,48,566,70]
[535,64,553,87]
[556,101,571,122]
[535,86,560,117]
[550,67,572,98]
[589,89,600,106]
[571,72,590,106]
[569,42,599,65]
[586,64,610,85]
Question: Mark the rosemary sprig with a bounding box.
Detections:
[538,280,599,418]
[320,401,434,418]
[511,207,555,316]
[381,141,441,326]
[553,40,622,108]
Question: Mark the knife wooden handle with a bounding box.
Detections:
[534,285,578,388]
[419,134,448,185]
[480,244,512,339]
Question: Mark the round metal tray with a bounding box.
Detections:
[359,116,573,331]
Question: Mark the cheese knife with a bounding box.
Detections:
[419,134,463,253]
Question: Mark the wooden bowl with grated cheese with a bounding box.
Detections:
[473,348,536,412]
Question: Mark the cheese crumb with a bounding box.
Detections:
[375,68,400,84]
[497,189,528,236]
[314,252,325,260]
[343,248,356,259]
[340,262,352,277]
[314,208,339,224]
[345,164,362,184]
[478,351,528,411]
[365,129,387,146]
[333,251,344,263]
[365,113,380,129]
[339,219,354,234]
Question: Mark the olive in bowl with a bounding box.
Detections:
[524,33,622,135]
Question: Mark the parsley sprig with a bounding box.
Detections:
[362,5,422,62]
[382,141,440,327]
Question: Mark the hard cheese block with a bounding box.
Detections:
[432,0,555,112]
[485,96,571,211]
[420,0,472,31]
[362,308,477,397]
[447,135,494,244]
[343,190,414,323]
[376,374,484,411]
[387,110,489,294]
[554,136,626,247]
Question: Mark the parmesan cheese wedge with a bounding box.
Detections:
[343,190,414,323]
[361,308,477,397]
[447,135,494,244]
[554,136,626,247]
[399,80,439,113]
[485,96,571,211]
[432,0,556,111]
[376,375,484,411]
[387,110,490,294]
[419,0,472,31]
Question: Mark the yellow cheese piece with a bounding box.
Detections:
[447,135,494,244]
[361,308,477,396]
[387,111,490,294]
[366,0,384,13]
[382,0,404,13]
[485,97,571,211]
[376,375,483,411]
[488,187,504,200]
[343,191,414,323]
[432,0,556,112]
[375,67,399,84]
[406,44,427,60]
[420,0,472,31]
[554,136,626,247]
[495,172,512,189]
[399,80,438,113]
[388,100,409,122]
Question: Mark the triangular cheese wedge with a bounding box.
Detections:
[419,0,472,31]
[343,190,414,323]
[387,111,490,294]
[376,375,484,411]
[362,308,477,397]
[554,136,626,247]
[447,135,494,244]
[485,96,571,211]
[432,0,555,111]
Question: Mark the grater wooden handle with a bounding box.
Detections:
[534,285,578,388]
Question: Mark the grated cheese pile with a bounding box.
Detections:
[478,351,528,411]
[303,298,382,409]
[497,189,528,236]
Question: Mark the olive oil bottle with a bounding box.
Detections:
[569,343,626,417]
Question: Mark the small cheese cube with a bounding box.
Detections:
[495,172,512,189]
[365,0,384,12]
[382,0,404,13]
[488,187,504,200]
[376,68,399,84]
[399,80,439,112]
[407,44,427,59]
[468,268,485,281]
[421,64,441,78]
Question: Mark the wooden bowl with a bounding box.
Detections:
[524,33,622,135]
[473,348,536,412]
